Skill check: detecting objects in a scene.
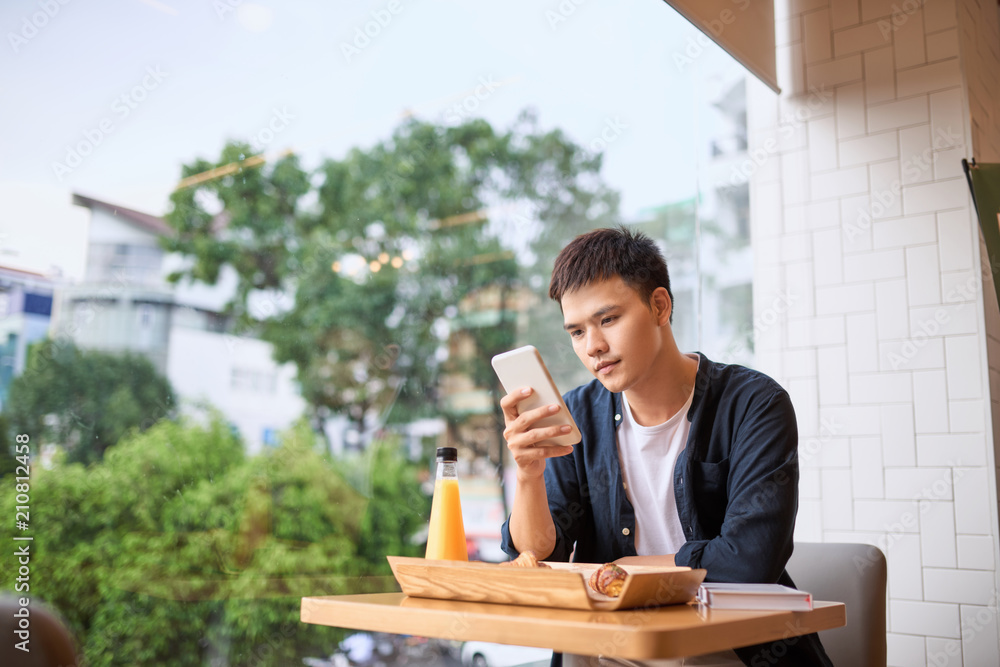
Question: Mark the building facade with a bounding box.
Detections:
[61,194,304,454]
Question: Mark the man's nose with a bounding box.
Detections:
[586,330,608,356]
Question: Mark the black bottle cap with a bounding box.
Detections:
[436,447,458,461]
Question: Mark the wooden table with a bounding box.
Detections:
[300,593,845,660]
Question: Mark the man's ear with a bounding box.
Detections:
[651,287,671,326]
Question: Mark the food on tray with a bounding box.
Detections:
[588,563,628,597]
[500,550,551,568]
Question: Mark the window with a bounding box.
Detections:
[2,3,758,664]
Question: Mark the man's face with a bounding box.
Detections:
[561,276,668,394]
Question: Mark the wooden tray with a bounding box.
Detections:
[386,556,706,611]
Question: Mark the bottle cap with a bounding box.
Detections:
[436,446,458,461]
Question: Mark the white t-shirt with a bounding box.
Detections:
[610,359,742,667]
[617,383,694,556]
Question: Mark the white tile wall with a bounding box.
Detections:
[916,434,987,467]
[893,6,927,69]
[806,54,864,89]
[954,468,992,534]
[749,1,1000,663]
[812,164,870,198]
[919,501,958,568]
[924,567,996,604]
[850,371,911,403]
[888,534,924,599]
[860,0,896,22]
[851,436,885,496]
[875,277,910,337]
[891,600,961,638]
[803,9,833,63]
[846,247,906,281]
[868,97,929,133]
[902,177,969,215]
[896,60,963,97]
[833,21,886,56]
[835,81,867,138]
[821,468,854,529]
[956,534,996,570]
[949,399,986,433]
[925,637,964,666]
[887,632,927,667]
[880,336,946,371]
[881,403,916,466]
[885,467,953,500]
[912,369,949,433]
[960,605,1000,667]
[787,314,846,346]
[924,0,958,31]
[811,228,843,285]
[937,210,976,272]
[864,46,896,104]
[926,28,960,62]
[945,335,984,400]
[817,345,849,403]
[929,88,967,147]
[906,244,943,305]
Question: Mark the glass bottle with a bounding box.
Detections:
[424,447,468,561]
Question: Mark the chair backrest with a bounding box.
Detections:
[786,542,887,667]
[0,595,79,667]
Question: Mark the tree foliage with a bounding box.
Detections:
[163,111,619,440]
[4,339,176,464]
[0,417,430,666]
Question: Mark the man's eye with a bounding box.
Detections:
[569,330,583,338]
[601,316,616,325]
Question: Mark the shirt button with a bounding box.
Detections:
[622,527,630,536]
[615,414,621,421]
[679,477,683,485]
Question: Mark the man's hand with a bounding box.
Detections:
[500,387,576,480]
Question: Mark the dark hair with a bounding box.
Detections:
[548,226,673,320]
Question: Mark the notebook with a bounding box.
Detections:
[697,582,813,611]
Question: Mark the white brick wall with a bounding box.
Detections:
[751,1,1000,664]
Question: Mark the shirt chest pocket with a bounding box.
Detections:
[690,459,730,531]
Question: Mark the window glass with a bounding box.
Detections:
[0,2,754,664]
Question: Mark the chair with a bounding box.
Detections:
[0,595,79,667]
[786,542,887,667]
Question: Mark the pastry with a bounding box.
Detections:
[588,563,628,597]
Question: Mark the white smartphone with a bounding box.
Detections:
[491,345,581,447]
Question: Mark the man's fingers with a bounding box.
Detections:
[499,387,533,419]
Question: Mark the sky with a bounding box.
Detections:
[0,0,743,281]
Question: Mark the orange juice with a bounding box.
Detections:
[425,478,468,561]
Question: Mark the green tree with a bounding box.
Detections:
[162,111,619,443]
[0,417,429,666]
[4,339,176,464]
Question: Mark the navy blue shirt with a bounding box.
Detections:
[500,353,832,666]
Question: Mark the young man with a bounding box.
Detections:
[499,227,831,667]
